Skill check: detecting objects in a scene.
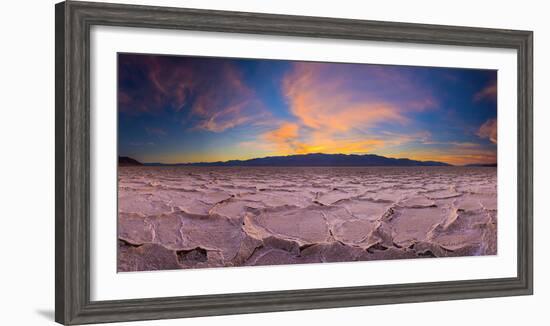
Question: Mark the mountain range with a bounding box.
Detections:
[121,153,454,167]
[118,156,143,166]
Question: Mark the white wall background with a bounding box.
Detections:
[0,0,545,325]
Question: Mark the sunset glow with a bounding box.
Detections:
[118,54,497,165]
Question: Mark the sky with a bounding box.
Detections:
[118,53,497,165]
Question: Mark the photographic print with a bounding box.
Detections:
[117,53,497,272]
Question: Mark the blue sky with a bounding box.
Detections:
[118,53,497,165]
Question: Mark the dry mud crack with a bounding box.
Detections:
[118,166,497,272]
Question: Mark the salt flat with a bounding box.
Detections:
[117,166,497,272]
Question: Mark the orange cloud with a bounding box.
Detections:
[477,118,497,144]
[303,133,385,154]
[282,63,408,133]
[261,122,301,153]
[255,123,385,156]
[283,63,407,132]
[249,63,440,157]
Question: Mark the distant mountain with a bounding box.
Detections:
[118,156,143,166]
[464,163,497,167]
[143,153,452,167]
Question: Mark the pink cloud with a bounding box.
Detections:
[196,100,268,133]
[477,118,497,144]
[118,55,268,132]
[474,82,497,102]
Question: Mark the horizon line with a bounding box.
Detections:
[119,153,498,167]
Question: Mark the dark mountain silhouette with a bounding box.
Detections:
[142,153,452,167]
[118,156,143,166]
[464,163,497,167]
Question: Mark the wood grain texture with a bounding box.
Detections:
[55,1,533,324]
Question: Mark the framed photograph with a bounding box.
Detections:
[55,1,533,324]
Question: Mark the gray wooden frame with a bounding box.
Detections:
[55,1,533,324]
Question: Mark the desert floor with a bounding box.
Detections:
[117,166,497,272]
